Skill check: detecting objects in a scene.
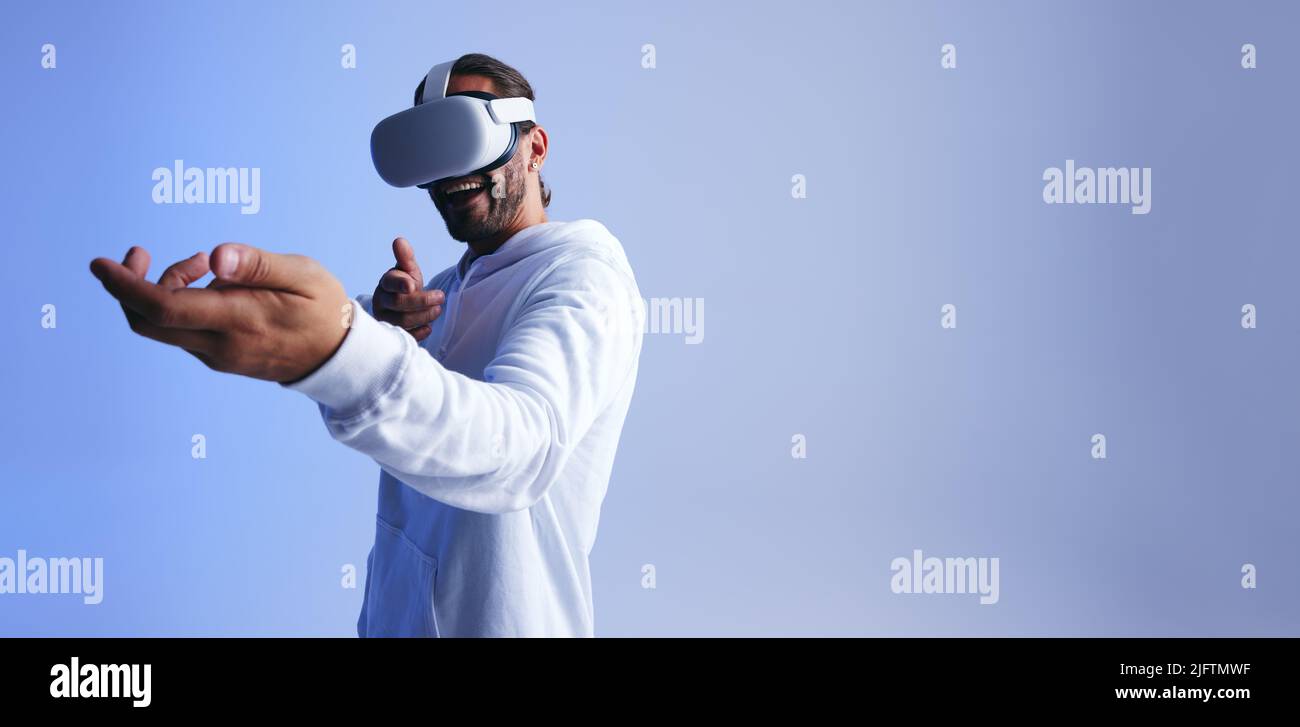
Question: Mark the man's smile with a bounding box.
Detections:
[438,176,490,211]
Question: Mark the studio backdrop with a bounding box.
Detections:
[1,0,1296,636]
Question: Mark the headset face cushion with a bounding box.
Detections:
[370,95,514,188]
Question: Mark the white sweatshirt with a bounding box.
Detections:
[288,219,643,637]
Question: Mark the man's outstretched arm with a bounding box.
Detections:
[92,243,641,514]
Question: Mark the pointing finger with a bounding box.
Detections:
[392,237,423,283]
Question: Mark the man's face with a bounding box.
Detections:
[427,73,529,243]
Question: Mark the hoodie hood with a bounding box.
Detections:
[457,219,632,288]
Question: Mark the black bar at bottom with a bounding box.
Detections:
[0,637,1285,713]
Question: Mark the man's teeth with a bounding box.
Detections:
[445,181,485,195]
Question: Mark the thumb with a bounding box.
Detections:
[210,243,316,293]
[392,237,423,282]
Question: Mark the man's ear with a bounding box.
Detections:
[528,125,549,171]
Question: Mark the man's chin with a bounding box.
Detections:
[443,215,498,243]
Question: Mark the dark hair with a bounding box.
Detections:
[415,53,550,208]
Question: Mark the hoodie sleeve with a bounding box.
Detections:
[355,292,375,317]
[286,255,641,514]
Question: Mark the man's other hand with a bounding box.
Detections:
[372,236,444,342]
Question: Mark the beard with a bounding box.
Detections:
[430,151,527,243]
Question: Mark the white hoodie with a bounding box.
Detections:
[288,219,643,637]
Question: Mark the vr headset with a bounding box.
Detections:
[370,60,537,190]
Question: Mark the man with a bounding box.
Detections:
[90,54,643,637]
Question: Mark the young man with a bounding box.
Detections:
[90,54,643,637]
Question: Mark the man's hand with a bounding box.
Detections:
[372,237,444,342]
[90,243,353,383]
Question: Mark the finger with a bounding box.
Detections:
[126,314,220,353]
[375,288,444,312]
[374,304,441,330]
[90,258,227,330]
[392,237,423,283]
[117,247,152,321]
[389,305,442,331]
[158,252,211,289]
[409,325,432,342]
[378,268,419,295]
[123,246,151,277]
[209,243,318,294]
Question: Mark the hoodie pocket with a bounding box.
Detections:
[362,516,440,637]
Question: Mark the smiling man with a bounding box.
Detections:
[90,53,644,637]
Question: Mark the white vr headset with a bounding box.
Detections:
[370,60,537,189]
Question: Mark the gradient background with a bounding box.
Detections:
[1,0,1296,636]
